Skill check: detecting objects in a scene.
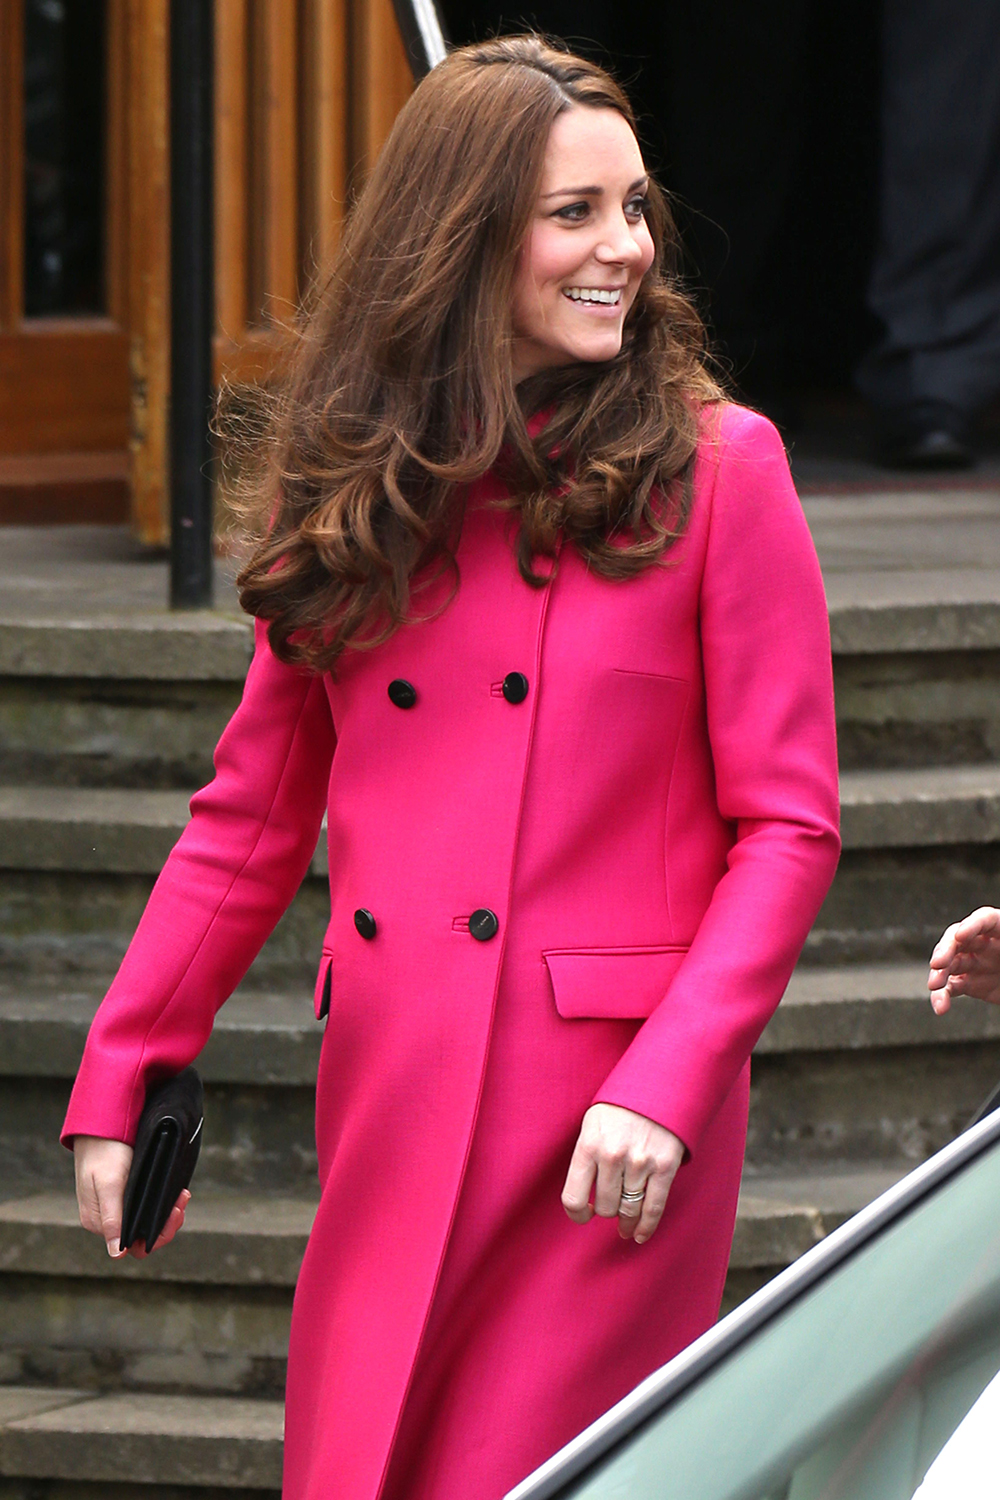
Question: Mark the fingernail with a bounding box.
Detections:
[106,1238,122,1257]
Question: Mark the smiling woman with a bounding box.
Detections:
[231,37,719,665]
[63,34,841,1500]
[511,108,655,379]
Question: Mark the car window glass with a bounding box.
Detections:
[508,1115,1000,1500]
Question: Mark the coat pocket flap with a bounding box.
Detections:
[543,945,689,1020]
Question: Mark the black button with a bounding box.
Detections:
[388,679,417,709]
[502,672,529,704]
[354,908,377,940]
[469,908,499,941]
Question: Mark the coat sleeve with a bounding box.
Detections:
[61,618,337,1147]
[592,407,841,1154]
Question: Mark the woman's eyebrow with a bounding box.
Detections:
[541,175,649,200]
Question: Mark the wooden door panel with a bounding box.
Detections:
[0,325,130,454]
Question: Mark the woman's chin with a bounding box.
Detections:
[570,332,625,365]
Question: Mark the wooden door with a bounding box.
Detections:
[0,0,132,522]
[0,0,413,538]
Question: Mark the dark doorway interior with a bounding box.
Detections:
[440,3,996,485]
[23,0,107,319]
[439,3,880,410]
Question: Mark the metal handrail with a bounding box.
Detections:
[391,0,449,78]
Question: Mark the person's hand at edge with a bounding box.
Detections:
[73,1135,190,1259]
[562,1103,685,1246]
[928,907,1000,1014]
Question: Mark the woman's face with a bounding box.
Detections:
[511,106,655,383]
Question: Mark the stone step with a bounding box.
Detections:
[0,988,322,1197]
[839,763,1000,847]
[5,597,1000,790]
[3,964,998,1085]
[0,1196,310,1398]
[0,871,327,991]
[723,1161,909,1312]
[4,769,1000,879]
[5,571,1000,673]
[0,1166,904,1393]
[0,619,248,792]
[3,965,999,1192]
[0,1192,314,1287]
[0,616,252,682]
[0,681,242,792]
[0,986,322,1196]
[0,788,191,875]
[758,962,1000,1052]
[0,1166,900,1287]
[0,787,327,877]
[834,647,1000,772]
[0,988,321,1086]
[0,1385,282,1492]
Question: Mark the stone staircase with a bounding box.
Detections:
[3,495,1000,1494]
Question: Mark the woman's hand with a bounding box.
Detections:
[562,1104,685,1246]
[928,907,1000,1014]
[73,1135,190,1259]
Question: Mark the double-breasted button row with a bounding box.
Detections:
[352,906,498,941]
[387,674,529,707]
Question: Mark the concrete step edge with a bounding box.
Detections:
[0,1165,906,1286]
[6,594,1000,671]
[0,1191,315,1286]
[6,770,1000,873]
[732,1164,908,1268]
[0,787,327,877]
[0,1385,283,1489]
[839,763,1000,848]
[0,989,322,1084]
[760,961,1000,1052]
[3,963,999,1085]
[0,616,253,682]
[828,597,1000,654]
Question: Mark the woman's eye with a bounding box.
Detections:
[554,202,590,223]
[624,195,648,221]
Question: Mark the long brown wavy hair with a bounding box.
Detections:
[235,34,723,671]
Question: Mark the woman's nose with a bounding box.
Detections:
[595,217,644,265]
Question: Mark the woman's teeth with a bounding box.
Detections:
[563,287,622,304]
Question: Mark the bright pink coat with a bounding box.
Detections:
[63,404,840,1500]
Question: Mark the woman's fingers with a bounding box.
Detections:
[617,1144,684,1243]
[563,1104,686,1244]
[616,1163,647,1225]
[130,1190,192,1259]
[593,1147,629,1219]
[74,1136,133,1257]
[74,1138,191,1260]
[561,1141,597,1224]
[631,1168,675,1246]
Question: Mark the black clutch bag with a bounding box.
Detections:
[120,1067,204,1252]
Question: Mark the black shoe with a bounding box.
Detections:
[879,402,974,470]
